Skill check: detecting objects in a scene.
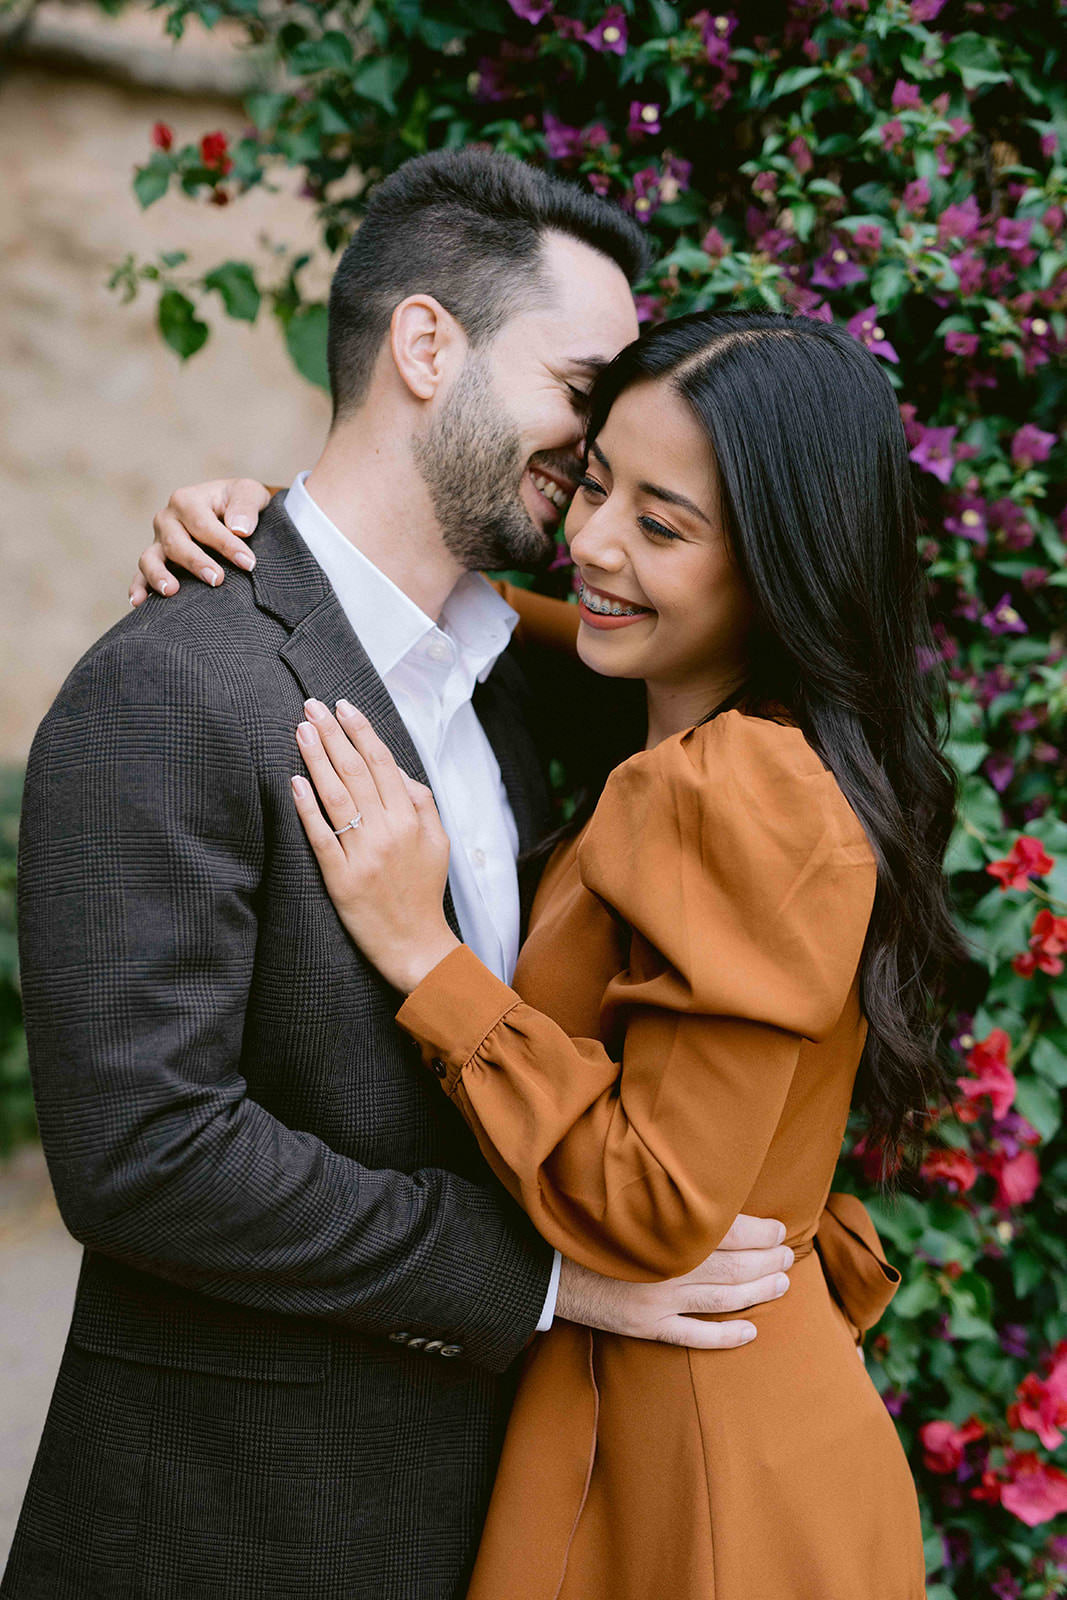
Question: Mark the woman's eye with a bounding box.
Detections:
[578,475,606,497]
[639,517,680,542]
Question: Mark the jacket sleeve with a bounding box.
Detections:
[397,713,877,1282]
[18,631,551,1372]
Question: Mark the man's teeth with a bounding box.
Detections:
[579,582,647,618]
[531,472,570,510]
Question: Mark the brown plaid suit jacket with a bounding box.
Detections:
[3,496,555,1600]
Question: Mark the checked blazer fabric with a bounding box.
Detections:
[3,496,556,1600]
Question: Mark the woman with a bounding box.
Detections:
[132,312,956,1597]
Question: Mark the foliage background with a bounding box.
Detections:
[6,0,1067,1592]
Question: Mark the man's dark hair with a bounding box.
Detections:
[326,147,651,419]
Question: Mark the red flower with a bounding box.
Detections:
[987,835,1055,890]
[921,1148,978,1193]
[1010,1372,1067,1450]
[1000,1453,1067,1527]
[920,1417,985,1473]
[969,1467,1003,1505]
[1013,908,1067,978]
[200,131,233,175]
[956,1029,1017,1120]
[152,122,174,152]
[991,1148,1040,1209]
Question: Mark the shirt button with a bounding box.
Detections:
[439,1344,464,1359]
[425,638,452,664]
[430,1058,448,1079]
[470,847,486,868]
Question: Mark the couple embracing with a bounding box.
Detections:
[5,148,954,1598]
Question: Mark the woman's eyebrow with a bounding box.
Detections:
[588,439,713,527]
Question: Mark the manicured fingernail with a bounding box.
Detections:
[304,699,327,721]
[296,721,317,745]
[775,1222,787,1243]
[159,579,170,595]
[229,517,252,534]
[783,1247,795,1267]
[291,775,310,797]
[336,699,357,718]
[200,567,220,587]
[740,1326,757,1343]
[774,1275,790,1296]
[234,549,255,571]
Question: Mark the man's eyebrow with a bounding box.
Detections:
[565,357,610,377]
[588,439,713,527]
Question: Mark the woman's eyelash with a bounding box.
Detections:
[640,517,680,542]
[578,475,605,495]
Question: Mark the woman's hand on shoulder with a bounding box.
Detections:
[129,478,271,606]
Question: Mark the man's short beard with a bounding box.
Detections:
[412,354,554,573]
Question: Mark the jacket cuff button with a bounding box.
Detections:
[388,1331,410,1344]
[439,1344,463,1358]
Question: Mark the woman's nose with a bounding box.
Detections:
[568,508,626,573]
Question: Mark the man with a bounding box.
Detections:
[7,150,868,1600]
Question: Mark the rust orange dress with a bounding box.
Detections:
[396,648,927,1596]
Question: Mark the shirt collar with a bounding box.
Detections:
[284,472,517,685]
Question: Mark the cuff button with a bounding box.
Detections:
[388,1332,410,1344]
[439,1344,463,1359]
[430,1057,448,1078]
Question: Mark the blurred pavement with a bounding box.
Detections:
[0,1143,81,1568]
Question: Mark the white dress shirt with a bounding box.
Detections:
[286,474,561,1330]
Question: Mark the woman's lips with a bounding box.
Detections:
[577,580,654,631]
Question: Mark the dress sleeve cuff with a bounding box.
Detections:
[396,943,522,1096]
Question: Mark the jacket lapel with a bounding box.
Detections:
[250,494,460,936]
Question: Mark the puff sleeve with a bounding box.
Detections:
[397,713,877,1281]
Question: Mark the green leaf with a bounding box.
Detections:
[1032,1036,1067,1088]
[353,53,410,114]
[288,31,355,75]
[1013,1076,1062,1143]
[768,66,824,100]
[203,261,261,323]
[945,32,1011,91]
[158,289,208,360]
[134,160,171,209]
[892,1275,940,1318]
[871,260,909,311]
[284,303,329,391]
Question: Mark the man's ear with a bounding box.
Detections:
[389,295,464,401]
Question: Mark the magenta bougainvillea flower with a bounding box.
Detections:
[957,1028,1017,1119]
[982,594,1028,636]
[582,6,628,54]
[920,1148,979,1193]
[852,222,883,252]
[908,424,958,483]
[902,177,931,212]
[700,10,738,67]
[1012,909,1067,978]
[920,1418,985,1474]
[880,118,906,151]
[891,78,922,110]
[1011,424,1057,466]
[627,101,661,139]
[996,217,1033,252]
[506,0,552,22]
[944,329,979,358]
[810,244,866,289]
[999,1455,1067,1527]
[847,305,899,361]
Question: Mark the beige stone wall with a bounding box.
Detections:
[0,8,334,763]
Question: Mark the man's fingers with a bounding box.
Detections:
[716,1214,787,1252]
[681,1272,789,1317]
[220,477,270,537]
[654,1316,757,1351]
[690,1244,794,1286]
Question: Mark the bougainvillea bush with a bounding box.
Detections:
[103,0,1067,1591]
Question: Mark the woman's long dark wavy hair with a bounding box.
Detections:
[541,310,965,1168]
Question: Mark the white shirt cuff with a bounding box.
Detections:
[535,1250,562,1333]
